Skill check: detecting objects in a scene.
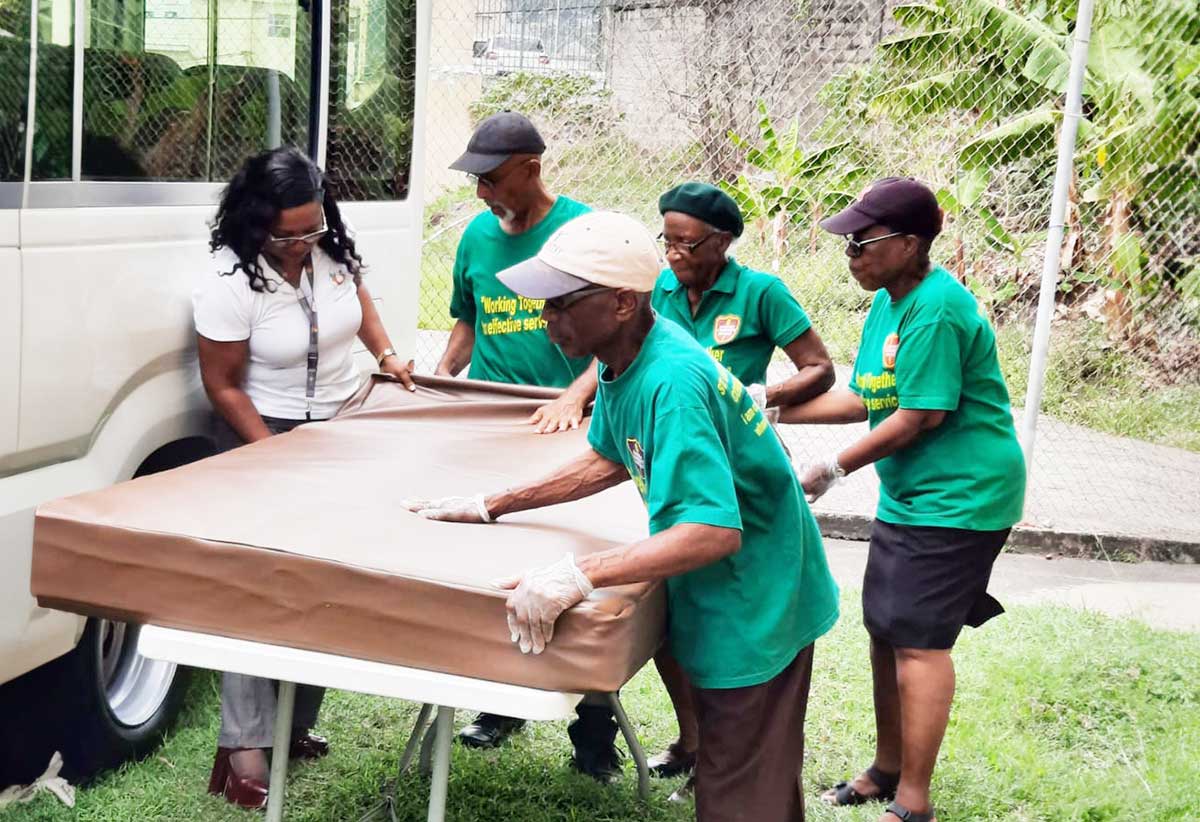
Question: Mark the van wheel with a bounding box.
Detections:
[0,618,190,785]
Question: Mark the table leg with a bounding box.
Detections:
[398,703,434,775]
[266,680,296,822]
[606,692,649,801]
[426,706,455,822]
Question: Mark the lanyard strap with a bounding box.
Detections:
[294,261,318,419]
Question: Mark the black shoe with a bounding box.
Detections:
[568,705,623,783]
[647,742,696,778]
[457,713,526,749]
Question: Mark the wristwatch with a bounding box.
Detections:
[376,347,397,367]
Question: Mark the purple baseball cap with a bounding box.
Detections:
[820,177,943,240]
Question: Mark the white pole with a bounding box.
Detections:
[22,0,39,209]
[1020,0,1096,468]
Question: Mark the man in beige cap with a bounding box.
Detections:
[406,211,839,822]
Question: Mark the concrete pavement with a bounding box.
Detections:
[824,538,1200,632]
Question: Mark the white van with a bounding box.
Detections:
[0,0,428,784]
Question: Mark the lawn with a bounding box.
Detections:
[7,595,1200,821]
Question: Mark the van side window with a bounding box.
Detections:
[81,0,314,181]
[326,0,415,201]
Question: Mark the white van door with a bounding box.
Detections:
[0,210,17,458]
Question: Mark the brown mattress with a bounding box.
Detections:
[32,375,663,693]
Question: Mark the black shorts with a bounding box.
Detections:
[863,519,1011,650]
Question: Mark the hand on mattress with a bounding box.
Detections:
[528,394,585,434]
[494,553,595,655]
[401,494,493,523]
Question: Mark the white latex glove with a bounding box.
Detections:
[746,383,768,410]
[800,456,844,503]
[401,494,492,523]
[494,553,594,655]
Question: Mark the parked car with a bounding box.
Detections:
[472,35,551,76]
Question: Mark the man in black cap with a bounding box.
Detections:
[646,181,835,794]
[434,111,615,773]
[436,110,599,434]
[777,177,1025,822]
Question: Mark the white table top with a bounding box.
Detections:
[138,625,584,720]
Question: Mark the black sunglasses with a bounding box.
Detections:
[844,232,905,258]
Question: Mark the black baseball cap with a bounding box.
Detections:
[820,177,943,240]
[449,111,546,175]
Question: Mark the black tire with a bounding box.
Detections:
[0,437,213,787]
[0,619,192,786]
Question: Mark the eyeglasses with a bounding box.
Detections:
[268,221,328,247]
[544,285,612,311]
[844,232,905,258]
[658,231,722,255]
[465,159,530,190]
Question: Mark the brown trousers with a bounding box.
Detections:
[692,644,815,822]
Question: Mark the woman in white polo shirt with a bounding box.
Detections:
[192,146,412,809]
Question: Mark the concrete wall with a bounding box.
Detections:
[607,0,894,155]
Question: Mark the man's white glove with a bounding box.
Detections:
[799,456,845,503]
[401,494,492,524]
[746,383,768,410]
[494,553,594,655]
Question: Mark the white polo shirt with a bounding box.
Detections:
[193,247,365,420]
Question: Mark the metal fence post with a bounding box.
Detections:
[1019,0,1097,468]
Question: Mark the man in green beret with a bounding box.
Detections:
[647,181,836,791]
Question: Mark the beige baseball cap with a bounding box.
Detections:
[497,211,662,299]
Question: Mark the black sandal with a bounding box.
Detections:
[821,764,900,806]
[885,800,936,822]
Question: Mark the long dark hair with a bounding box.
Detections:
[210,147,362,292]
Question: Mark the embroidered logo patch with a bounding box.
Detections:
[882,333,900,370]
[625,437,647,495]
[713,314,741,345]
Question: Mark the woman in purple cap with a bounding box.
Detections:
[777,177,1026,822]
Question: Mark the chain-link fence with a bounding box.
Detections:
[419,0,1200,544]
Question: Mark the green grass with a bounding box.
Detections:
[7,596,1200,821]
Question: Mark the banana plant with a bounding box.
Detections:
[721,99,867,268]
[858,0,1200,331]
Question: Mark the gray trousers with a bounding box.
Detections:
[212,412,327,748]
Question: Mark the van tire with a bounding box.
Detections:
[0,618,191,786]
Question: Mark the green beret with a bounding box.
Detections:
[658,182,744,238]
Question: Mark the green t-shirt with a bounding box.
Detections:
[450,196,593,387]
[850,266,1026,530]
[588,318,839,689]
[650,259,812,385]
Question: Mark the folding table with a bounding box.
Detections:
[138,625,650,822]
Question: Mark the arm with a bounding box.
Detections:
[500,522,740,654]
[576,522,740,588]
[777,389,868,424]
[798,405,946,500]
[766,329,836,407]
[836,407,945,474]
[197,335,272,443]
[402,447,629,522]
[487,447,627,514]
[356,283,415,390]
[434,319,475,377]
[528,359,599,434]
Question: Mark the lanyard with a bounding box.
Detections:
[293,260,318,420]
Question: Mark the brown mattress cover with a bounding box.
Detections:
[32,375,663,693]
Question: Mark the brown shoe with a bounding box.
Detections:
[289,732,329,760]
[208,747,269,810]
